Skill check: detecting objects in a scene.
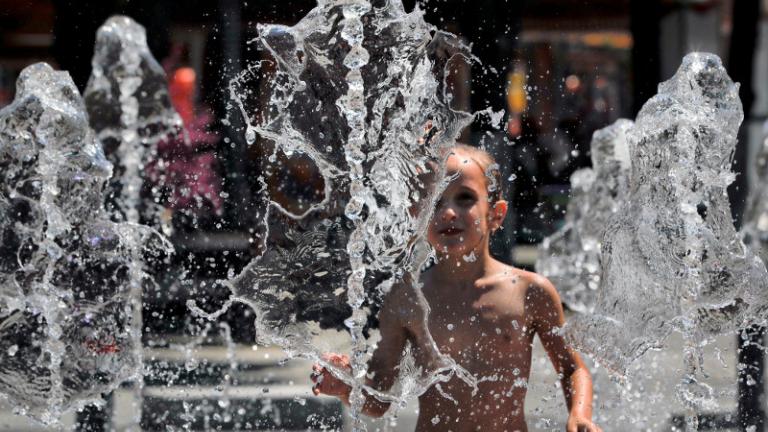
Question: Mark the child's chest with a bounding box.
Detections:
[422,292,533,372]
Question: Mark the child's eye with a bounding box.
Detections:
[457,193,476,203]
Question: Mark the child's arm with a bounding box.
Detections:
[311,283,411,418]
[527,276,603,432]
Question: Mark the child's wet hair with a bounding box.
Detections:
[450,144,503,204]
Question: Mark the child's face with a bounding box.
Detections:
[427,151,504,257]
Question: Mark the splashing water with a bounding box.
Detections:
[186,0,489,425]
[84,15,184,226]
[0,63,169,424]
[83,16,184,428]
[536,118,633,313]
[567,53,768,430]
[742,123,768,264]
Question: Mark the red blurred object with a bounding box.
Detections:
[83,335,121,355]
[146,107,223,216]
[144,55,224,217]
[170,67,196,127]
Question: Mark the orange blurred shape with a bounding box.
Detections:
[170,67,197,126]
[506,69,527,114]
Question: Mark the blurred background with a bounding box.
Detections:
[0,0,767,430]
[4,0,765,260]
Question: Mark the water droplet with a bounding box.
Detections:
[245,128,256,144]
[184,359,199,371]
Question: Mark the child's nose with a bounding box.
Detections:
[441,205,458,221]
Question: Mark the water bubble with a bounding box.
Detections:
[245,127,256,145]
[185,359,199,371]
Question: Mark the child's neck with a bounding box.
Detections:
[432,244,496,285]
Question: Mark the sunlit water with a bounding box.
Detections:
[568,52,768,431]
[536,118,633,314]
[0,62,169,424]
[1,3,767,432]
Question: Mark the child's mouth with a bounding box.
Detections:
[439,227,463,236]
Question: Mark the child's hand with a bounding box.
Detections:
[566,414,602,432]
[311,353,352,398]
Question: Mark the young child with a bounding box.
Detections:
[312,144,601,432]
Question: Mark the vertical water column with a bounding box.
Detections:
[566,53,768,431]
[85,16,183,428]
[0,61,162,424]
[336,0,373,427]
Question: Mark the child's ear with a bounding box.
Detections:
[490,200,508,231]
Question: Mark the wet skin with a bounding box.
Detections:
[312,150,599,432]
[370,263,569,432]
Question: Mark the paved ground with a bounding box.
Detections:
[0,325,746,431]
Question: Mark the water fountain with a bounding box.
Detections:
[84,15,185,227]
[536,118,632,313]
[3,3,767,432]
[82,16,191,428]
[567,52,768,431]
[194,0,496,426]
[742,126,768,264]
[0,62,169,424]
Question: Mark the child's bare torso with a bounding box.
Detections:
[400,265,537,432]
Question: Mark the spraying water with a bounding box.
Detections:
[567,53,768,431]
[186,0,497,426]
[4,6,763,432]
[536,118,632,313]
[83,16,184,428]
[0,62,168,424]
[84,15,185,226]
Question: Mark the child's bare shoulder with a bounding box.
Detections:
[517,268,558,297]
[481,264,560,308]
[474,263,549,291]
[514,268,564,326]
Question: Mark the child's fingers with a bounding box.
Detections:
[311,372,326,394]
[337,354,350,367]
[310,370,320,383]
[315,373,340,396]
[310,363,324,381]
[312,376,327,395]
[321,352,344,364]
[321,353,351,369]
